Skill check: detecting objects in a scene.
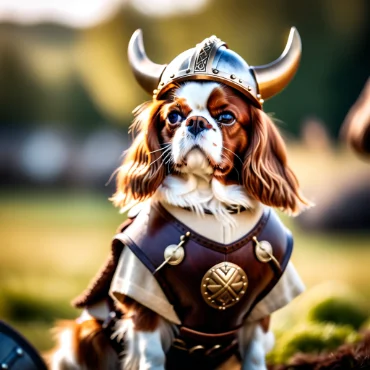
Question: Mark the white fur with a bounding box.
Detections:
[112,82,270,368]
[113,319,274,370]
[155,168,254,228]
[51,328,79,370]
[112,318,139,370]
[155,174,254,227]
[154,82,256,227]
[112,318,176,370]
[53,82,277,370]
[137,331,165,370]
[176,82,219,110]
[171,82,223,166]
[238,323,274,370]
[112,315,272,370]
[52,318,272,370]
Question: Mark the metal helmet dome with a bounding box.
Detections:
[128,28,302,108]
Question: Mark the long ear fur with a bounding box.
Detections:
[243,107,311,215]
[111,100,167,209]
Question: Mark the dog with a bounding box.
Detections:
[50,29,310,370]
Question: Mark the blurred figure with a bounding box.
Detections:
[301,116,331,153]
[341,78,370,158]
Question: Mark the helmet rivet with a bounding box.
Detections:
[170,74,175,78]
[247,86,252,91]
[160,82,164,86]
[239,79,242,83]
[186,68,191,73]
[153,89,158,94]
[212,69,219,74]
[256,93,261,99]
[259,99,265,104]
[230,74,236,79]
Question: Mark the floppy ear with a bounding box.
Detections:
[111,100,167,209]
[243,107,311,215]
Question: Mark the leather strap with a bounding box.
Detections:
[179,326,239,346]
[166,327,239,370]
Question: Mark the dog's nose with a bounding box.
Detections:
[186,116,212,136]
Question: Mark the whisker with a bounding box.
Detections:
[165,155,173,165]
[162,151,172,165]
[222,146,244,165]
[148,147,171,167]
[152,151,172,177]
[220,153,241,182]
[163,156,171,164]
[148,143,171,155]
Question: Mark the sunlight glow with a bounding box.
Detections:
[0,0,125,28]
[0,0,209,27]
[131,0,209,17]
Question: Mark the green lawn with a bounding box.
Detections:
[0,190,369,352]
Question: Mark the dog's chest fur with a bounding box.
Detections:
[161,201,264,244]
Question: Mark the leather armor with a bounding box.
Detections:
[114,202,293,335]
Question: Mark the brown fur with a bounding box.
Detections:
[116,296,160,332]
[259,315,271,333]
[243,106,311,215]
[111,100,168,208]
[49,298,158,369]
[48,319,119,370]
[112,84,310,214]
[207,86,250,179]
[61,83,308,369]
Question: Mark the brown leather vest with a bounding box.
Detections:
[117,202,293,334]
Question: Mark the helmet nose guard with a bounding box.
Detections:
[128,28,301,108]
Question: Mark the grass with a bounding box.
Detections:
[0,190,122,351]
[0,182,369,353]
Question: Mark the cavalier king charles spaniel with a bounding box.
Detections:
[50,81,309,370]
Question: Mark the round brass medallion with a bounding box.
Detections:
[164,244,185,265]
[255,240,273,263]
[201,262,248,310]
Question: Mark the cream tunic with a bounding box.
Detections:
[109,201,305,325]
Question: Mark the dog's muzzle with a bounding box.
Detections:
[186,116,212,137]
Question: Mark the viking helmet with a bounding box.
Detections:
[128,28,301,108]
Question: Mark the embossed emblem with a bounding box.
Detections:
[201,262,248,310]
[194,36,220,73]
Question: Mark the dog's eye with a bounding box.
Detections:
[216,112,235,126]
[167,112,183,125]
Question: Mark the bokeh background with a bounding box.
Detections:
[0,0,369,362]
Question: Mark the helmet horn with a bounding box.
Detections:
[252,27,302,100]
[128,29,166,95]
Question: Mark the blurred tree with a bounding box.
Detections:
[0,0,368,136]
[0,28,44,125]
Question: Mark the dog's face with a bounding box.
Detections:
[113,81,309,214]
[160,82,249,180]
